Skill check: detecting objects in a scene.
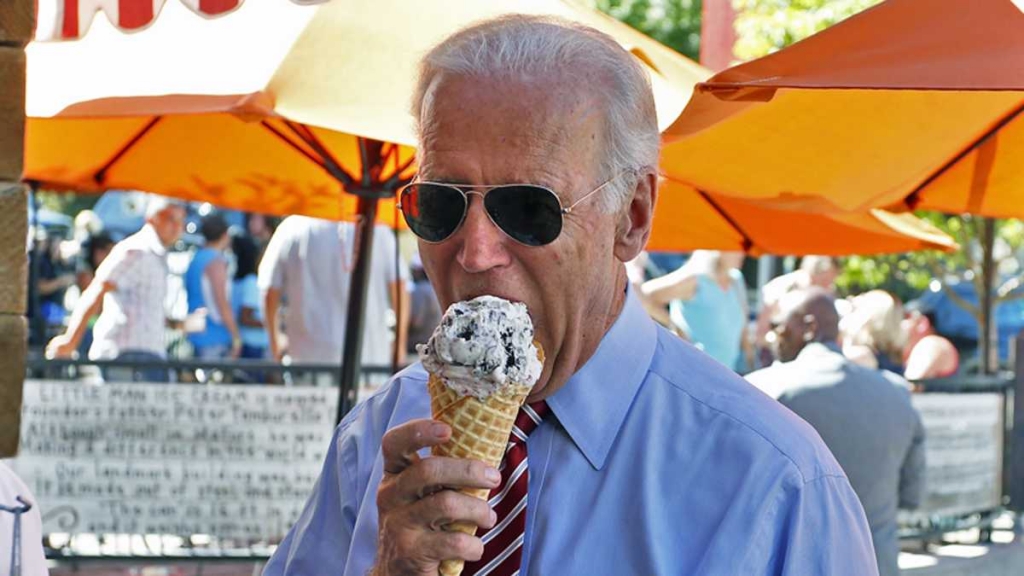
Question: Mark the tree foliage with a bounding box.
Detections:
[733,0,881,60]
[596,0,703,61]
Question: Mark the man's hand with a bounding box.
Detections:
[46,334,77,359]
[372,419,500,575]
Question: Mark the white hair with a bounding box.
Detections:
[144,194,185,220]
[412,15,660,213]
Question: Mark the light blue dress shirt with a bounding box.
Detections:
[264,291,879,576]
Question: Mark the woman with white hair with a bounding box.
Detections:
[841,290,908,373]
[842,289,959,380]
[641,250,750,370]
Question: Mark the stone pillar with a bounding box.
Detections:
[0,0,33,458]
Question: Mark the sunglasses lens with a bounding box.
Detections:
[400,183,467,242]
[485,185,563,246]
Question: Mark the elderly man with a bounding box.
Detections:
[747,288,926,576]
[264,16,877,576]
[46,196,185,382]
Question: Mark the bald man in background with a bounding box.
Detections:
[747,288,926,576]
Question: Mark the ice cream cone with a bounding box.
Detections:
[428,344,543,576]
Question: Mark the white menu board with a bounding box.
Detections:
[9,380,339,540]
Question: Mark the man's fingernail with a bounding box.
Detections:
[485,468,501,484]
[431,423,448,437]
[490,510,498,525]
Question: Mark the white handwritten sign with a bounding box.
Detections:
[8,380,339,540]
[908,393,1004,519]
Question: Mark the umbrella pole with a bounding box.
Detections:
[980,217,996,374]
[336,195,379,424]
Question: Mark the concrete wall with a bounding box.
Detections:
[0,0,32,458]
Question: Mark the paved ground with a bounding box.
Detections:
[49,535,1023,575]
[900,539,1024,576]
[50,561,266,576]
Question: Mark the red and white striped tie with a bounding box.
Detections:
[464,401,549,576]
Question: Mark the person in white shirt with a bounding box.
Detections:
[46,196,185,381]
[259,216,410,376]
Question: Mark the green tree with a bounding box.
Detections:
[596,0,703,61]
[733,0,881,60]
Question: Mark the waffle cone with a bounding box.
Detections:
[427,344,543,576]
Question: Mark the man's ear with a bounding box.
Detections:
[614,170,657,263]
[803,314,820,341]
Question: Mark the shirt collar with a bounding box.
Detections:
[795,340,842,361]
[138,224,168,257]
[546,286,658,470]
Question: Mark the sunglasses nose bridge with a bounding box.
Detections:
[456,190,513,273]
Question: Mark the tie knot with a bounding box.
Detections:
[511,401,549,442]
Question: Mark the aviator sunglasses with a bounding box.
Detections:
[399,171,630,247]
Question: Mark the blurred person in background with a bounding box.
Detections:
[232,234,269,361]
[843,290,959,380]
[763,256,841,304]
[246,212,277,259]
[184,213,241,359]
[641,250,750,370]
[747,287,925,576]
[46,196,186,382]
[75,232,115,293]
[756,256,842,367]
[405,252,442,358]
[74,232,116,357]
[627,251,675,330]
[841,290,907,374]
[259,217,411,381]
[28,233,75,343]
[901,306,959,380]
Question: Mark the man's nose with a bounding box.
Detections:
[456,196,512,273]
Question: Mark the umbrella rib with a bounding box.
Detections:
[93,116,162,185]
[696,188,754,253]
[284,121,356,187]
[903,99,1024,211]
[259,120,330,170]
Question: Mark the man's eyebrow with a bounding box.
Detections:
[421,176,559,189]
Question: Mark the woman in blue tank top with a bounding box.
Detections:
[641,251,749,371]
[184,214,241,359]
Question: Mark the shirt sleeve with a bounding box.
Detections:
[899,410,927,510]
[752,474,880,576]
[258,222,291,292]
[262,425,359,576]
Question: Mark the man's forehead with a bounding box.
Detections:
[421,73,602,140]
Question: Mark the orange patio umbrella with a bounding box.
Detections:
[26,0,952,255]
[662,0,1024,219]
[22,0,707,419]
[648,178,955,255]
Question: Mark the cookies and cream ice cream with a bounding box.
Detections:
[418,295,542,399]
[420,295,545,576]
